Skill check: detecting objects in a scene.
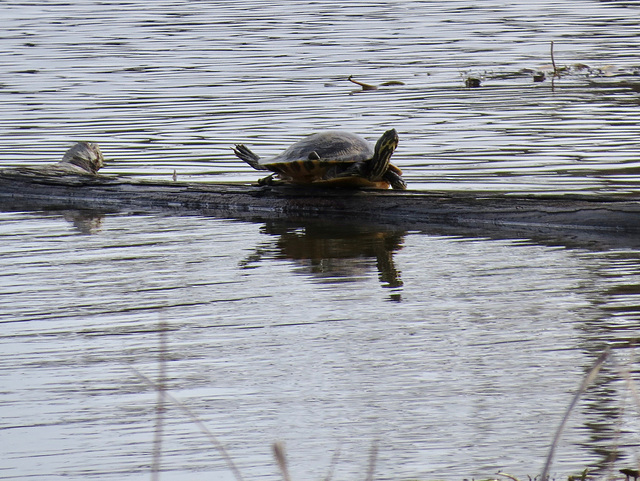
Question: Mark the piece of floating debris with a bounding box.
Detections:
[348,75,405,91]
[533,71,546,82]
[465,77,481,88]
[348,76,377,90]
[379,80,405,86]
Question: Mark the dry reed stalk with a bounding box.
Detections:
[273,442,292,481]
[540,348,610,480]
[613,348,640,475]
[322,444,341,481]
[364,439,379,481]
[131,367,246,481]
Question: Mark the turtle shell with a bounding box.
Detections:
[234,130,405,189]
[268,131,373,164]
[263,131,389,184]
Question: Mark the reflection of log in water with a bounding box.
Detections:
[242,220,405,296]
[0,205,105,235]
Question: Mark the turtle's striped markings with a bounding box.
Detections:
[267,159,343,182]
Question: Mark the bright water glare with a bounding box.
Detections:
[1,1,640,480]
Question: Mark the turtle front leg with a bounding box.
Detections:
[383,170,407,190]
[258,174,278,186]
[257,174,290,186]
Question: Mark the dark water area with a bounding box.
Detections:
[1,1,640,480]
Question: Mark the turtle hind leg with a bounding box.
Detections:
[257,174,289,186]
[232,144,268,171]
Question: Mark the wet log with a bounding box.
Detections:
[0,168,638,246]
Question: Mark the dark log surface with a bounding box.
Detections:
[1,168,638,247]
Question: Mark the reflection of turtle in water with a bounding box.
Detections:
[233,129,406,190]
[240,220,405,299]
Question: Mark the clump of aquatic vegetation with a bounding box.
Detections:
[132,345,640,481]
[462,41,640,90]
[347,40,640,93]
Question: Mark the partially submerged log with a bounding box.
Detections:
[0,168,638,247]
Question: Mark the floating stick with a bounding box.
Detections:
[348,75,378,91]
[551,41,558,78]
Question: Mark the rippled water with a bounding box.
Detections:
[2,0,640,193]
[2,1,640,480]
[2,210,640,481]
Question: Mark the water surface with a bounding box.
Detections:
[1,0,640,193]
[1,1,640,480]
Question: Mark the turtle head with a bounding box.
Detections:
[367,129,398,181]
